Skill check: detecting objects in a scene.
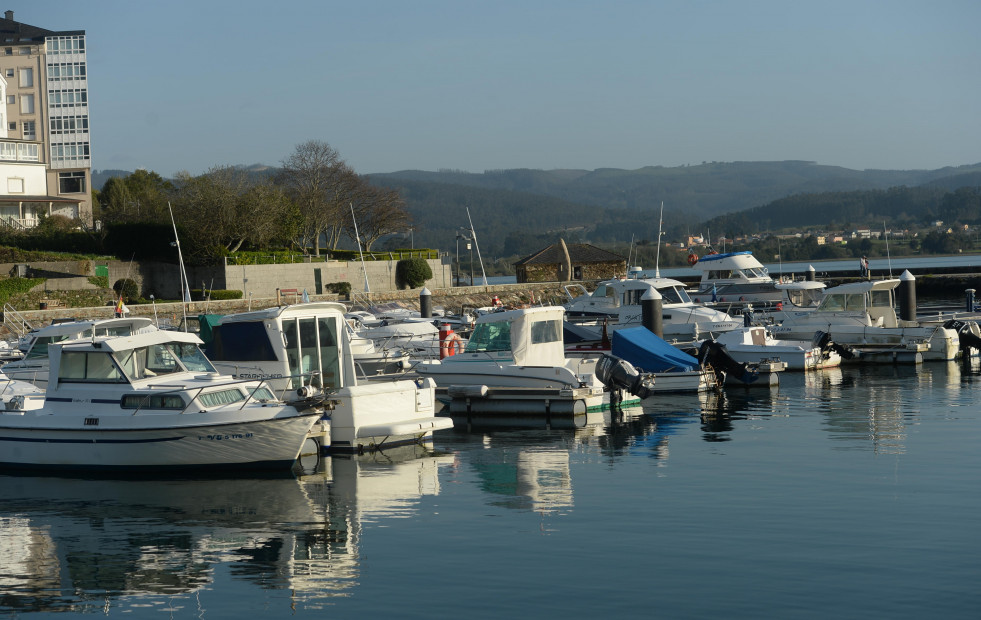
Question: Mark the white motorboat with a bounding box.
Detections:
[205,302,452,453]
[688,251,826,306]
[2,317,156,388]
[415,306,655,410]
[712,326,843,370]
[563,277,741,340]
[0,329,320,472]
[770,278,960,361]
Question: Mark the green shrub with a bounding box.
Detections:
[325,281,352,297]
[113,278,139,302]
[0,277,45,304]
[395,258,433,290]
[88,275,109,289]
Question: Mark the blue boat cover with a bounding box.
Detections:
[611,327,700,373]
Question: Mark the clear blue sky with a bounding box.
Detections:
[21,0,981,177]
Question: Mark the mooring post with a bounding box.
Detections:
[641,286,663,338]
[898,270,917,322]
[420,287,432,318]
[966,288,976,313]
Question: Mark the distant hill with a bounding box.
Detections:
[90,161,981,259]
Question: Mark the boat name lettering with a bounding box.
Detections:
[239,373,283,379]
[198,433,254,441]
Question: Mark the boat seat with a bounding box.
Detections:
[357,416,453,438]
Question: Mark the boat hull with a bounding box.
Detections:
[0,410,321,471]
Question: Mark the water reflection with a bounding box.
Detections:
[0,445,452,615]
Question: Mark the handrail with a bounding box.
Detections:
[3,303,33,338]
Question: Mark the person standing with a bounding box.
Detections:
[859,256,870,279]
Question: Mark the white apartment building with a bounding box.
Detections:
[0,10,91,229]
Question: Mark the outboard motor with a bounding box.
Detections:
[595,354,657,400]
[697,340,759,385]
[942,319,981,355]
[813,330,857,360]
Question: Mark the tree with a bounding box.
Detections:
[348,182,412,251]
[277,140,355,256]
[395,258,432,289]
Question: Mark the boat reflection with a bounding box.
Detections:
[0,445,452,615]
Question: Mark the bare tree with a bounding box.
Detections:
[277,140,354,256]
[348,182,412,251]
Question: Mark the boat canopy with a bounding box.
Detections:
[467,306,565,366]
[611,327,700,373]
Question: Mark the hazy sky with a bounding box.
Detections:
[22,0,981,177]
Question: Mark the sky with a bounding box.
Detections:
[20,0,981,177]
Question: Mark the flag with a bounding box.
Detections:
[115,297,125,315]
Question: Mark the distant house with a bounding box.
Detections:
[513,240,626,283]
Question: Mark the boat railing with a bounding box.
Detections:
[2,303,33,338]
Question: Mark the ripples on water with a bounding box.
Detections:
[2,361,981,618]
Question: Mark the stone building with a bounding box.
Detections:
[513,240,626,283]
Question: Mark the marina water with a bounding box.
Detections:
[2,361,980,618]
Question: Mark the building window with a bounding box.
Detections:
[49,115,88,135]
[4,68,11,77]
[22,120,35,140]
[7,122,14,131]
[48,88,87,108]
[46,62,86,81]
[19,94,33,114]
[5,95,13,104]
[18,67,32,87]
[18,47,29,55]
[59,171,86,194]
[7,177,24,193]
[3,48,11,56]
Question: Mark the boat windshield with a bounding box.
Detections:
[465,320,512,353]
[661,286,692,304]
[115,342,214,380]
[817,293,867,313]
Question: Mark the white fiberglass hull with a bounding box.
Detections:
[720,345,840,371]
[772,323,959,361]
[0,409,321,471]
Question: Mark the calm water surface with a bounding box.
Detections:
[3,362,981,618]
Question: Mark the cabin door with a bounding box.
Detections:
[283,316,341,389]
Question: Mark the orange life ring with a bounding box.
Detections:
[687,253,699,266]
[440,333,463,359]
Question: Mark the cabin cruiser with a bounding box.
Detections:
[563,277,741,340]
[770,278,960,361]
[689,251,826,307]
[0,329,320,471]
[415,306,655,410]
[1,317,157,388]
[205,302,452,453]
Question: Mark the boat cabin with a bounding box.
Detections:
[463,306,565,366]
[565,277,693,312]
[207,302,353,395]
[811,279,900,328]
[694,252,771,286]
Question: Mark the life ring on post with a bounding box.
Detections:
[687,253,699,266]
[440,333,463,359]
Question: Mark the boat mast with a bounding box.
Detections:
[168,203,190,330]
[351,203,371,293]
[466,207,488,286]
[655,201,663,277]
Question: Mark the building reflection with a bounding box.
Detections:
[0,445,452,615]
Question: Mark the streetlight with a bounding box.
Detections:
[408,226,414,250]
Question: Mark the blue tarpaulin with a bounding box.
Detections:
[611,327,700,373]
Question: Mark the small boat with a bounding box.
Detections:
[711,326,844,370]
[609,327,720,392]
[771,278,960,361]
[688,251,826,306]
[563,277,741,340]
[2,317,156,388]
[0,329,321,472]
[205,302,452,453]
[416,306,655,412]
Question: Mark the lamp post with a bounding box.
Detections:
[408,226,414,250]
